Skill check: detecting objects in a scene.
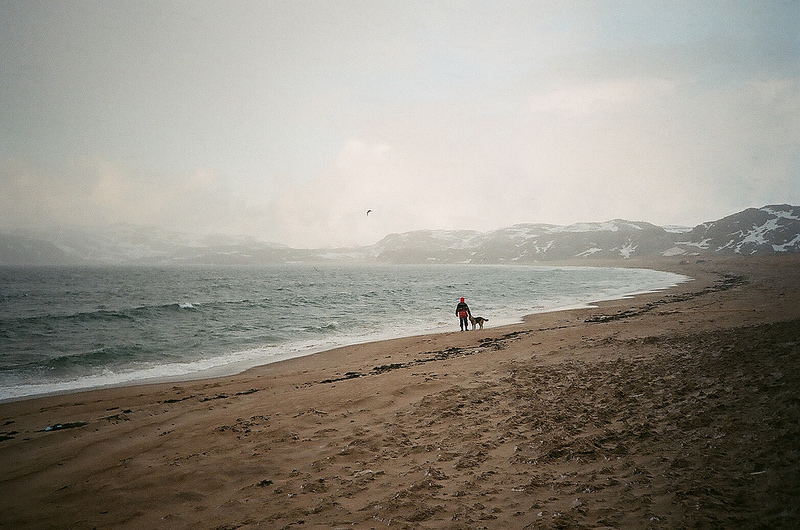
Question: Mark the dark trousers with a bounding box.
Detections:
[460,316,469,330]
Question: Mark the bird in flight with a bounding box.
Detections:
[366,209,372,216]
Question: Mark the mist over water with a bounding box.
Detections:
[0,264,688,401]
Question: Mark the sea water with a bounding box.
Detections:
[0,264,688,401]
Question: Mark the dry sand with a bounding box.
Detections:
[1,256,799,529]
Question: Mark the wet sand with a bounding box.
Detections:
[1,256,799,529]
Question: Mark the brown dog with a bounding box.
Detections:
[469,315,489,330]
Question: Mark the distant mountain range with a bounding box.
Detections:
[2,204,799,266]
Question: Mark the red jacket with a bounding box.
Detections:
[455,302,471,318]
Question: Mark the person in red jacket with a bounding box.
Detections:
[455,297,472,331]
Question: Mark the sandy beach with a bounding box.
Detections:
[1,256,799,529]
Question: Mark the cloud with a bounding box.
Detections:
[260,140,428,247]
[0,155,241,235]
[528,77,679,114]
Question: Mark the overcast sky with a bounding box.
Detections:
[2,1,798,248]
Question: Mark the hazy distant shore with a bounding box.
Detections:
[1,255,799,528]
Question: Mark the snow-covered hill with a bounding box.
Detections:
[677,204,800,255]
[369,221,677,263]
[366,205,800,263]
[1,205,798,265]
[0,224,295,266]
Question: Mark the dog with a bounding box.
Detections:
[469,315,489,330]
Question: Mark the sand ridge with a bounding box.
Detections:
[1,256,799,528]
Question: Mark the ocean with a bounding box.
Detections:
[0,264,688,401]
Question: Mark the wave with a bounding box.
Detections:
[0,264,690,402]
[0,300,209,327]
[0,339,335,402]
[301,322,339,333]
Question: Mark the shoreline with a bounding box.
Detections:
[0,262,691,404]
[1,255,799,528]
